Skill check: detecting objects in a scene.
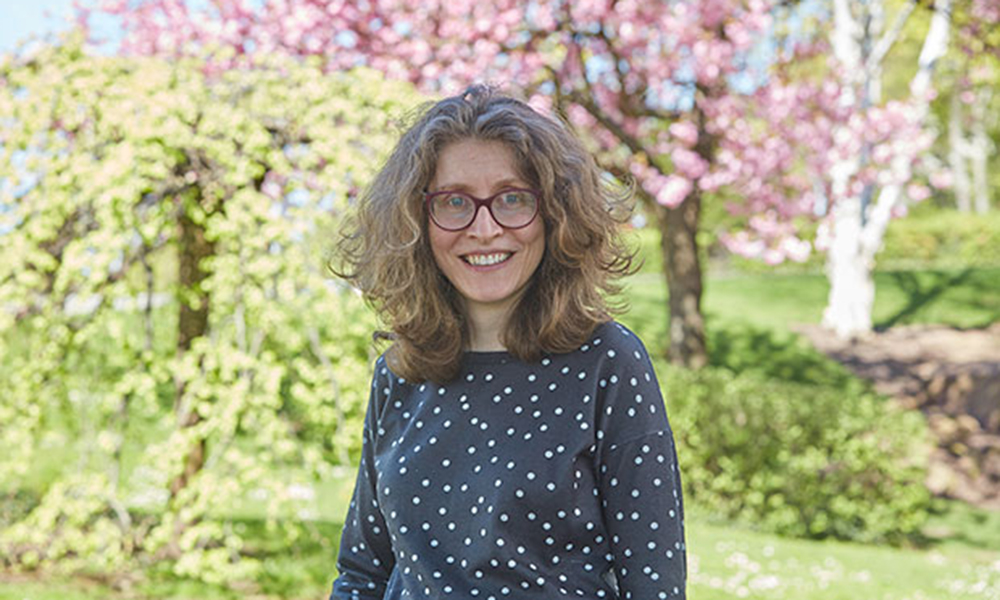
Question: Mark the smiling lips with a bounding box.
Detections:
[462,252,513,266]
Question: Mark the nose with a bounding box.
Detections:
[467,205,503,239]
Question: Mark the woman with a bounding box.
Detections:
[332,85,686,599]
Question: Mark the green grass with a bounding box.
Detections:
[688,517,1000,600]
[613,264,1000,599]
[0,580,104,600]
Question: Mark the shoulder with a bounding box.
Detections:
[374,351,424,386]
[593,320,648,348]
[587,322,671,446]
[549,320,659,386]
[368,353,415,416]
[579,320,654,364]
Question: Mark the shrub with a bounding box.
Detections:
[877,210,1000,269]
[661,364,932,544]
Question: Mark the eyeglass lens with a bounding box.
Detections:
[429,190,538,230]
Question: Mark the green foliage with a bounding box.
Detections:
[661,363,932,545]
[876,209,1000,269]
[0,34,423,587]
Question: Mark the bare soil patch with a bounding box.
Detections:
[793,323,1000,509]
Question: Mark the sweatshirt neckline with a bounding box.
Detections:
[461,350,514,365]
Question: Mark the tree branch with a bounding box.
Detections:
[865,0,918,74]
[565,89,659,168]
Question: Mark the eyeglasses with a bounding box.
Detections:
[424,187,541,231]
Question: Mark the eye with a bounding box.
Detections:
[435,193,470,212]
[499,191,527,206]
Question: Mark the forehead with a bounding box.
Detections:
[431,139,527,190]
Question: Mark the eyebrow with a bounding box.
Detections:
[430,178,527,194]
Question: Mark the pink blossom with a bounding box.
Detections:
[527,94,553,116]
[779,237,811,263]
[671,148,708,179]
[929,170,953,189]
[656,175,693,208]
[668,121,698,147]
[906,183,931,202]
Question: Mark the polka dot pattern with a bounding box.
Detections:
[332,322,686,599]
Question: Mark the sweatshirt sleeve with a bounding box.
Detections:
[330,360,395,599]
[594,324,687,599]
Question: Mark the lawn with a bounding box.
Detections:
[621,267,1000,344]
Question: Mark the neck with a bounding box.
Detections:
[466,302,513,352]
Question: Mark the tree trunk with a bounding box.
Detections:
[169,202,214,499]
[970,89,992,214]
[822,199,875,336]
[949,90,972,212]
[971,124,990,214]
[654,189,707,369]
[570,84,711,368]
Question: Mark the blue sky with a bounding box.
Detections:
[0,0,78,54]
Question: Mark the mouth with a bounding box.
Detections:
[461,252,513,266]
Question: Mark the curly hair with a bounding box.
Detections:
[334,85,636,383]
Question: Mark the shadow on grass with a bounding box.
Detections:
[706,321,867,391]
[875,267,1000,330]
[875,268,974,330]
[924,499,1000,554]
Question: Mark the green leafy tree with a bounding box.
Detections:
[0,35,421,585]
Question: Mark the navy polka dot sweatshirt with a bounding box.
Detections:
[331,321,686,599]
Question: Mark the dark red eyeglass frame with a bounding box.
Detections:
[423,187,542,231]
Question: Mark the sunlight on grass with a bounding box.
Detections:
[6,514,999,600]
[689,520,1000,600]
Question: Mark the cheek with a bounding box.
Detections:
[428,229,465,286]
[428,227,451,265]
[524,223,546,264]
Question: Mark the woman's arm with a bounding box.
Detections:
[594,325,687,599]
[330,364,396,599]
[599,430,686,599]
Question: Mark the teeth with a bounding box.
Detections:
[464,252,511,266]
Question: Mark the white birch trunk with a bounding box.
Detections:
[823,188,875,336]
[822,0,951,338]
[971,88,993,214]
[949,91,972,213]
[971,123,991,214]
[823,0,879,337]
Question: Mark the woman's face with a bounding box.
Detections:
[428,138,546,318]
